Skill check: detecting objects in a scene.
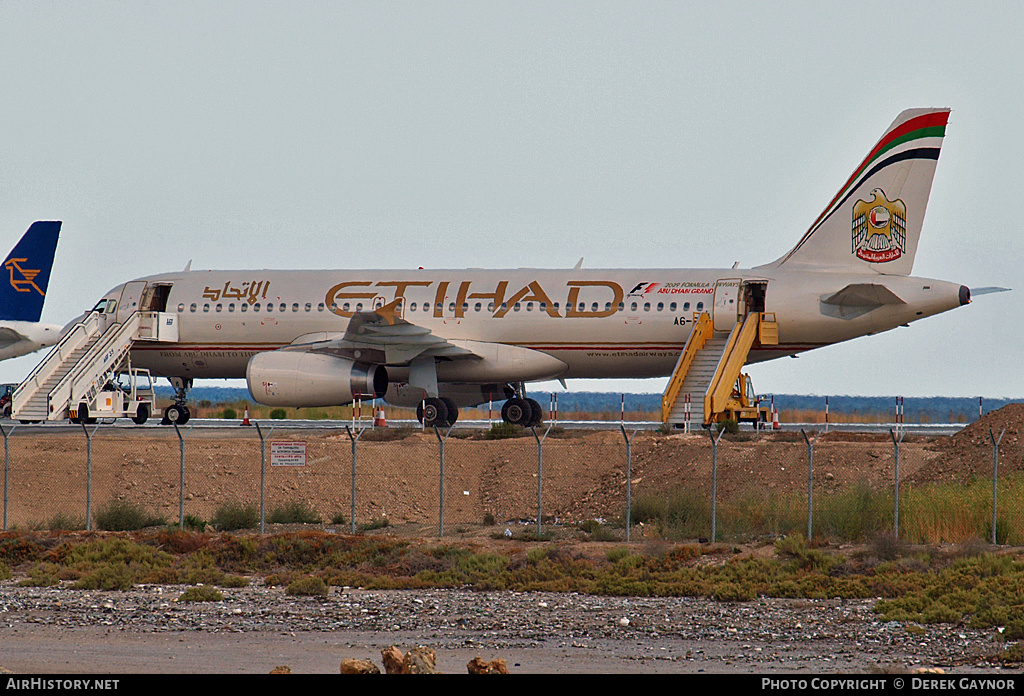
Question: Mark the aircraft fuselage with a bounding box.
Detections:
[90,267,967,382]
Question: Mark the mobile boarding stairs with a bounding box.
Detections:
[10,310,178,423]
[661,311,778,429]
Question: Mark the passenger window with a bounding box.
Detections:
[683,302,690,311]
[410,302,417,312]
[203,304,210,313]
[696,302,704,310]
[189,303,197,313]
[630,302,637,311]
[215,304,223,312]
[228,303,235,312]
[657,302,664,311]
[475,302,482,312]
[254,303,261,312]
[591,302,598,312]
[670,302,677,311]
[292,303,299,312]
[241,303,248,313]
[643,302,650,312]
[266,303,274,312]
[177,303,185,313]
[618,302,624,311]
[279,303,286,312]
[304,303,311,312]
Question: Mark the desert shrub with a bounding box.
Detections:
[269,500,321,525]
[484,422,524,440]
[330,511,348,526]
[94,499,167,531]
[358,518,390,532]
[181,515,207,532]
[46,513,86,531]
[179,585,224,602]
[631,488,711,540]
[269,408,287,419]
[220,408,237,420]
[0,561,10,581]
[212,502,259,531]
[286,576,328,597]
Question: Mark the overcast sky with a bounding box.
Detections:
[0,1,1018,398]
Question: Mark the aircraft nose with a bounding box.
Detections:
[959,285,971,305]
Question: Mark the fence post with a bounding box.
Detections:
[991,428,1005,544]
[345,425,365,534]
[801,429,818,540]
[81,423,99,531]
[254,422,274,534]
[173,423,186,529]
[433,425,454,537]
[0,423,11,531]
[620,425,638,541]
[890,428,905,541]
[532,424,552,537]
[706,427,726,542]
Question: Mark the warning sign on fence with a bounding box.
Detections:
[270,441,306,467]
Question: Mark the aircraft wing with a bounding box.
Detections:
[283,300,476,365]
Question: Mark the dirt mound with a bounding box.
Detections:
[908,403,1024,485]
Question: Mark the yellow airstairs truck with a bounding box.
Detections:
[662,311,776,428]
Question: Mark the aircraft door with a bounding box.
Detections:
[713,279,741,332]
[117,281,148,323]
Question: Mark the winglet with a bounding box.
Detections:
[0,221,61,322]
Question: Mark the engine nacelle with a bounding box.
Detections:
[246,351,387,407]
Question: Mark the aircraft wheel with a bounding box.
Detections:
[440,397,459,427]
[163,404,185,425]
[180,406,191,425]
[132,404,149,425]
[2,405,10,419]
[525,397,544,427]
[77,402,98,425]
[501,397,532,427]
[417,397,449,428]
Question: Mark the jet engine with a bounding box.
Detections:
[246,351,387,407]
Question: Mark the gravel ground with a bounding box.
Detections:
[0,582,1017,674]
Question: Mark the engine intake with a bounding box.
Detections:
[246,351,387,407]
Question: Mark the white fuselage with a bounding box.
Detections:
[85,267,967,384]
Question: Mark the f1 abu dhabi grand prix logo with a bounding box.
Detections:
[852,188,907,263]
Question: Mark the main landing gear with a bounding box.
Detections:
[415,392,544,429]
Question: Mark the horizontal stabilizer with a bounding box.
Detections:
[970,286,1011,296]
[822,284,906,308]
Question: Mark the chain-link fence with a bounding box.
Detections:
[0,421,1017,545]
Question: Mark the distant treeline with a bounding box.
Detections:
[159,386,1020,424]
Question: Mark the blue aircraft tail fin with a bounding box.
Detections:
[0,221,62,322]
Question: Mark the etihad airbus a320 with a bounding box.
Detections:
[41,108,998,426]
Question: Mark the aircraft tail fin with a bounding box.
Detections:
[763,108,950,275]
[0,221,62,322]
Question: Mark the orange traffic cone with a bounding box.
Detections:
[374,407,387,427]
[241,406,251,426]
